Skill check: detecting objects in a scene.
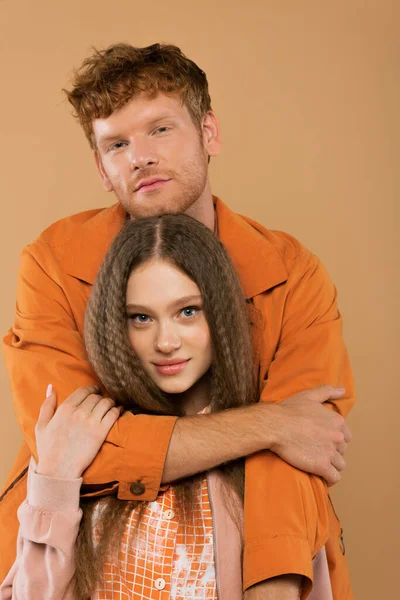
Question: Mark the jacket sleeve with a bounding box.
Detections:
[0,460,82,600]
[243,250,354,596]
[3,245,177,501]
[260,250,355,414]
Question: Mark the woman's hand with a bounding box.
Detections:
[35,385,122,479]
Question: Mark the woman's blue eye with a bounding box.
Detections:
[181,307,198,318]
[131,314,149,323]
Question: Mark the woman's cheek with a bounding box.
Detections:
[128,329,148,360]
[191,322,212,351]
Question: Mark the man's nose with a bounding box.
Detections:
[154,325,181,354]
[129,138,159,171]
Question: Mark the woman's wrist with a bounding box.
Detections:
[36,460,82,480]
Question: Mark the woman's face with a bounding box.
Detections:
[126,258,212,394]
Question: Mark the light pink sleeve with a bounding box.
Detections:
[0,459,82,600]
[308,546,333,600]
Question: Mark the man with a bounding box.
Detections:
[0,43,354,598]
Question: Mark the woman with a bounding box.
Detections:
[0,214,331,599]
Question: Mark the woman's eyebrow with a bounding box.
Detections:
[168,295,203,309]
[125,295,202,313]
[125,303,149,312]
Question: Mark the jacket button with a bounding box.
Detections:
[130,481,145,496]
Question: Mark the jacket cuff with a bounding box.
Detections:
[28,462,82,512]
[116,414,178,501]
[243,535,313,593]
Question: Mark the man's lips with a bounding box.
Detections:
[153,359,190,375]
[134,177,171,192]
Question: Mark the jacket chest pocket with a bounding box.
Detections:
[247,302,264,374]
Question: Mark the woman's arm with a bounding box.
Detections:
[0,459,82,600]
[1,387,120,598]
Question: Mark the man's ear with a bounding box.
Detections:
[94,151,114,192]
[202,111,222,157]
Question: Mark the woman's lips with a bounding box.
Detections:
[153,360,190,375]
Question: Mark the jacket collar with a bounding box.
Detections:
[214,197,288,298]
[59,201,127,285]
[59,197,288,298]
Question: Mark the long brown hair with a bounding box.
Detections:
[75,214,257,598]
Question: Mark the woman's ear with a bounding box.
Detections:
[94,151,114,192]
[202,111,222,157]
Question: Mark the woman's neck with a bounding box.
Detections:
[180,373,211,416]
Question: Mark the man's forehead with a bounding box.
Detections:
[92,92,187,136]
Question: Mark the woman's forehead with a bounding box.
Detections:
[126,258,201,308]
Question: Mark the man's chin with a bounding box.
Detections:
[124,196,197,219]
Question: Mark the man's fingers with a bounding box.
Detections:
[306,384,346,404]
[342,423,352,443]
[325,464,341,487]
[337,441,347,456]
[331,452,346,472]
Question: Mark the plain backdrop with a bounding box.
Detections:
[0,1,398,598]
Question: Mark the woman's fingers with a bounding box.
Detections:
[100,405,123,434]
[76,393,106,415]
[91,397,117,420]
[36,384,58,428]
[63,385,101,408]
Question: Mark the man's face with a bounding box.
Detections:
[92,93,220,218]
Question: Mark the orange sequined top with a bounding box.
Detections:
[93,476,217,599]
[93,405,217,599]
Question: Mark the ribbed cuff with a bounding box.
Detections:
[28,466,82,512]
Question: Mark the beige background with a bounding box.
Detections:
[0,1,398,597]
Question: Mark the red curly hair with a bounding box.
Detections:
[64,43,212,148]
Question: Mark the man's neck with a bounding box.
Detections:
[185,181,215,232]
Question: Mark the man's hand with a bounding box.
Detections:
[35,385,122,479]
[269,385,351,485]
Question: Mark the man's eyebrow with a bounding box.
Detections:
[126,295,202,313]
[98,114,179,146]
[97,133,123,148]
[147,113,179,126]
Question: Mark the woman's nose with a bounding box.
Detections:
[154,326,181,354]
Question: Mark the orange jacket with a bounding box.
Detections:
[0,198,354,598]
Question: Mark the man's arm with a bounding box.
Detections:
[241,248,354,594]
[258,250,355,415]
[3,245,176,502]
[3,242,349,503]
[161,384,348,484]
[161,249,353,486]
